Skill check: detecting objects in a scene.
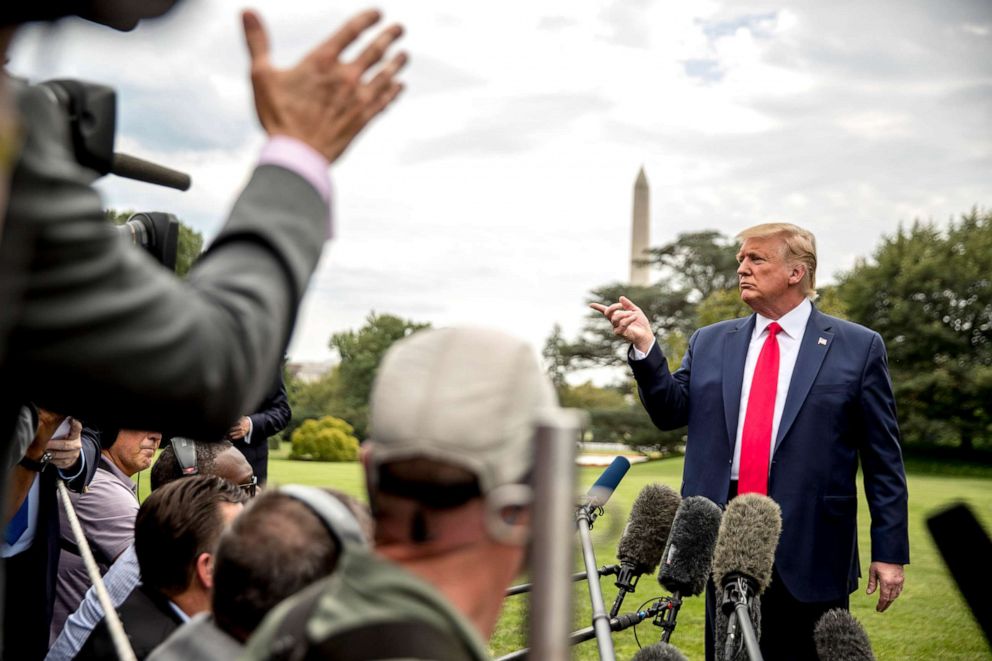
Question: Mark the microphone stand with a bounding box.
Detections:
[576,503,617,661]
[610,564,640,617]
[721,576,763,661]
[652,591,684,643]
[506,565,620,597]
[495,604,664,661]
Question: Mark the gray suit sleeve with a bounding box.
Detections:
[2,84,327,438]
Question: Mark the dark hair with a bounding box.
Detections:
[150,440,236,491]
[135,475,247,596]
[374,458,481,510]
[212,491,341,640]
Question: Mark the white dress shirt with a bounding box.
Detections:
[631,298,812,479]
[731,298,811,478]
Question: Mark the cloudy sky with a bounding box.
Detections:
[10,0,991,370]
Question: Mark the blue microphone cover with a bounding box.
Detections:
[586,456,631,508]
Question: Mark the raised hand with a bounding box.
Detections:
[242,9,408,163]
[589,296,654,354]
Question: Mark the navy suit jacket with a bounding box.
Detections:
[630,306,910,602]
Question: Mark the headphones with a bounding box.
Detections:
[170,436,199,476]
[278,485,368,550]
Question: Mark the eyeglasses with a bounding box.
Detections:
[239,475,258,498]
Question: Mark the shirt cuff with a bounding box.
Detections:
[630,340,656,361]
[58,451,86,481]
[244,417,254,445]
[259,136,333,239]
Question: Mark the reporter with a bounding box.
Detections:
[0,7,406,442]
[2,413,100,661]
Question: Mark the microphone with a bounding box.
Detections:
[112,153,191,191]
[581,456,632,514]
[711,493,782,661]
[813,609,876,661]
[611,484,682,616]
[576,456,632,661]
[926,503,992,644]
[654,496,723,641]
[632,642,689,661]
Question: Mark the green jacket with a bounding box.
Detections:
[243,548,491,661]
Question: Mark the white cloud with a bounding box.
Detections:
[7,0,991,372]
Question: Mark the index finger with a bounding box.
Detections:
[242,10,272,67]
[589,303,609,314]
[313,9,382,61]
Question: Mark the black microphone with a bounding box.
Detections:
[711,493,782,661]
[654,496,723,641]
[926,502,992,644]
[112,153,191,191]
[611,484,682,616]
[632,642,689,661]
[813,609,876,661]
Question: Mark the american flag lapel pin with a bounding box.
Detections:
[818,337,828,346]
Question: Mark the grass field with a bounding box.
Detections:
[134,448,991,659]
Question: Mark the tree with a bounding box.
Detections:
[836,209,992,452]
[646,229,740,302]
[568,231,740,370]
[283,369,343,442]
[543,324,569,389]
[289,416,360,461]
[546,231,740,452]
[329,313,430,438]
[105,208,204,277]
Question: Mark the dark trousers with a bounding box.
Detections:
[231,437,269,485]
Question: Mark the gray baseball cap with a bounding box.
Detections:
[368,327,558,494]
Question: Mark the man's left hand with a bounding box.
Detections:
[866,561,904,612]
[227,416,251,441]
[46,418,82,470]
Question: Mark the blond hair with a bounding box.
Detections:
[737,223,817,298]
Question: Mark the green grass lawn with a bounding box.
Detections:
[134,447,991,659]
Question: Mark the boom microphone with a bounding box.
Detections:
[711,494,781,592]
[112,153,191,191]
[632,642,689,661]
[711,494,782,661]
[813,609,875,661]
[653,496,723,641]
[660,496,723,596]
[926,502,992,644]
[612,484,682,616]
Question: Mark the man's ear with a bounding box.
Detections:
[789,263,806,286]
[196,552,214,590]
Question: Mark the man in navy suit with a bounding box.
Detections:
[226,375,290,486]
[593,223,909,660]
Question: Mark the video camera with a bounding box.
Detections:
[37,78,191,270]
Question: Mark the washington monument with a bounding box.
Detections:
[630,167,650,286]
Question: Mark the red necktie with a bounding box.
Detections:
[739,321,782,496]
